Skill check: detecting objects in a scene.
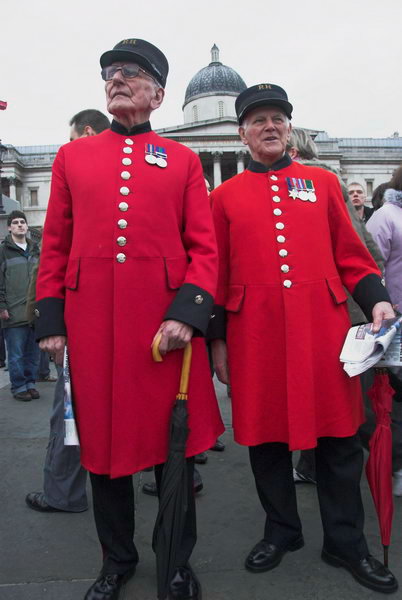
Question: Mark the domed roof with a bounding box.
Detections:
[184,45,246,107]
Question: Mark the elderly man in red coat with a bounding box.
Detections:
[35,38,223,600]
[209,84,398,594]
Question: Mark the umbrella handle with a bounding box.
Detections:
[152,333,164,362]
[151,333,193,397]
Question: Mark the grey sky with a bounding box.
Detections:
[1,0,401,146]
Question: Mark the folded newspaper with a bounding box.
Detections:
[64,347,80,446]
[340,316,402,377]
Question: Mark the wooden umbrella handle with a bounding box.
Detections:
[151,333,192,397]
[152,333,164,362]
[179,342,192,396]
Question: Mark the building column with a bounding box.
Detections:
[8,177,17,200]
[236,151,246,174]
[213,152,223,187]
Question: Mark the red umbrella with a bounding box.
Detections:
[365,369,394,567]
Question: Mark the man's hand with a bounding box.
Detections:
[0,309,10,320]
[153,320,193,356]
[372,302,396,333]
[39,335,67,365]
[211,339,230,385]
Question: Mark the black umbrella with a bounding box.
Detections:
[151,335,193,600]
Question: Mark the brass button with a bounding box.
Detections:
[118,202,129,212]
[117,236,127,246]
[279,249,288,257]
[123,147,133,154]
[120,186,130,196]
[116,253,126,263]
[275,222,285,230]
[277,235,286,243]
[121,171,131,180]
[281,264,290,273]
[271,185,279,192]
[194,295,204,304]
[283,280,292,288]
[118,219,128,229]
[273,196,281,203]
[122,158,132,166]
[125,138,134,145]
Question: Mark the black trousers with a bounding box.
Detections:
[90,457,197,575]
[249,435,369,561]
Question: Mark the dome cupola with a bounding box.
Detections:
[183,45,246,123]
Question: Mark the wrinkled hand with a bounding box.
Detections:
[153,320,193,356]
[39,335,67,365]
[0,309,10,320]
[211,339,230,385]
[371,302,395,333]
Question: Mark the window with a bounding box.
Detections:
[218,101,224,118]
[29,188,38,206]
[365,180,373,197]
[192,105,198,122]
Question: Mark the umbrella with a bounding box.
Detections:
[365,368,394,567]
[151,334,193,600]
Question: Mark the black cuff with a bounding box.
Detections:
[206,305,226,341]
[352,274,391,321]
[34,298,67,340]
[164,283,213,336]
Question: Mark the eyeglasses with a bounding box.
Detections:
[101,63,155,82]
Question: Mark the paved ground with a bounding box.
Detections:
[0,372,401,600]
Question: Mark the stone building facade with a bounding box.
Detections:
[1,45,401,228]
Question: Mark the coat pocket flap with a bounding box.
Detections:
[164,256,189,290]
[225,285,246,312]
[65,258,80,290]
[326,276,347,304]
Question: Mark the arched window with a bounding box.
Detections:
[218,101,224,118]
[192,105,198,122]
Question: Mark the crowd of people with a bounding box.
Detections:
[1,36,401,600]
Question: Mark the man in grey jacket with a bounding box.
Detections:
[25,109,110,513]
[0,211,39,400]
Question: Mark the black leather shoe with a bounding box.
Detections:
[169,565,201,599]
[84,568,136,600]
[26,491,87,513]
[210,438,225,452]
[322,549,398,594]
[194,452,208,464]
[245,536,304,572]
[25,492,66,512]
[28,388,40,399]
[14,391,32,401]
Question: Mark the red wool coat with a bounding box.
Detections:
[36,124,224,478]
[211,158,383,450]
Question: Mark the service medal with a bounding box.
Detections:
[145,153,157,165]
[286,177,299,199]
[156,157,167,168]
[305,179,316,203]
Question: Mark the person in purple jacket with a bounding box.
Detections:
[366,166,402,496]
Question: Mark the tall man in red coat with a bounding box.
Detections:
[209,84,398,594]
[35,38,223,600]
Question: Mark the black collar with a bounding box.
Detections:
[111,120,152,136]
[247,153,292,173]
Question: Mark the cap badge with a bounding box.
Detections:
[145,143,167,168]
[286,177,316,202]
